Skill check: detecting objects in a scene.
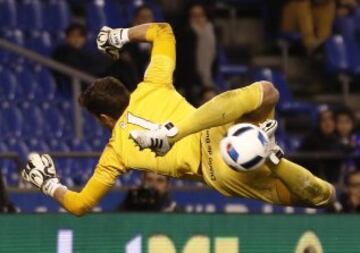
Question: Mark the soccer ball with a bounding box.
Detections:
[220,123,269,172]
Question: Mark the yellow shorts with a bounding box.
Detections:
[200,125,299,206]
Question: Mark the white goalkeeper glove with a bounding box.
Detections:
[21,153,66,197]
[96,26,130,59]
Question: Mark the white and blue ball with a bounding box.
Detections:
[220,123,269,172]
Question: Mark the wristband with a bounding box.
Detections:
[110,28,130,48]
[42,178,67,197]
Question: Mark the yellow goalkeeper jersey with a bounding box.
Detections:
[99,23,202,181]
[62,23,202,215]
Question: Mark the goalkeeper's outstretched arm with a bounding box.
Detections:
[22,143,122,216]
[97,22,176,87]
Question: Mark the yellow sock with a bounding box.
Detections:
[267,159,334,207]
[172,83,263,142]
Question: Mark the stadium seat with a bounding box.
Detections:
[103,0,125,27]
[26,31,53,56]
[25,138,49,153]
[1,102,22,138]
[6,138,29,160]
[17,0,43,32]
[41,102,66,138]
[0,67,17,101]
[14,65,38,100]
[33,66,57,101]
[86,0,107,32]
[20,102,44,137]
[325,35,350,73]
[334,15,357,40]
[43,0,70,33]
[325,34,360,75]
[0,0,17,28]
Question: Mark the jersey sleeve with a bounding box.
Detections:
[62,140,125,216]
[143,23,176,87]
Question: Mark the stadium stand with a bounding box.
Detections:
[0,0,359,213]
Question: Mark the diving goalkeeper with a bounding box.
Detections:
[22,23,335,216]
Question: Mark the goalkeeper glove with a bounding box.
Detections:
[96,26,130,59]
[21,153,66,197]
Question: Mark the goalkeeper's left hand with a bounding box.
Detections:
[96,26,130,59]
[21,153,66,197]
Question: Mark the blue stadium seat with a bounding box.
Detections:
[83,110,104,138]
[43,0,70,33]
[0,67,17,101]
[17,0,43,31]
[21,102,44,137]
[25,138,49,153]
[41,102,66,138]
[325,35,350,73]
[33,66,57,101]
[14,65,38,100]
[0,0,17,28]
[1,102,22,138]
[6,138,29,160]
[334,15,357,39]
[26,31,53,56]
[103,0,125,27]
[0,29,25,64]
[325,34,360,75]
[86,1,107,32]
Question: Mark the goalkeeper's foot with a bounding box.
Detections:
[129,122,178,156]
[259,119,284,165]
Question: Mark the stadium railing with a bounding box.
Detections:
[0,37,96,140]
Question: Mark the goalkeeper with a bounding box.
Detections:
[22,23,335,216]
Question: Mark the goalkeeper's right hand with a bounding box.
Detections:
[96,26,130,59]
[21,153,66,197]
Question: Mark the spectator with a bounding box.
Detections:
[122,5,155,80]
[335,106,359,153]
[52,23,138,93]
[281,0,336,54]
[336,0,359,17]
[52,23,107,80]
[175,3,218,104]
[0,175,15,213]
[327,170,360,213]
[300,105,341,181]
[118,172,181,212]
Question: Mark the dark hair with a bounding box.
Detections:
[344,170,360,186]
[335,106,355,123]
[65,23,87,37]
[79,77,130,119]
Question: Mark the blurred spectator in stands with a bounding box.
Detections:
[281,0,336,55]
[336,0,359,17]
[0,175,15,213]
[118,172,181,212]
[53,23,138,93]
[327,170,360,213]
[52,24,105,78]
[175,3,218,104]
[335,106,359,153]
[122,5,154,80]
[300,105,341,181]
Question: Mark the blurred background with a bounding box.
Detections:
[0,0,360,217]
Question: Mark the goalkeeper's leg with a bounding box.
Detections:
[129,81,278,155]
[171,81,278,142]
[267,159,336,207]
